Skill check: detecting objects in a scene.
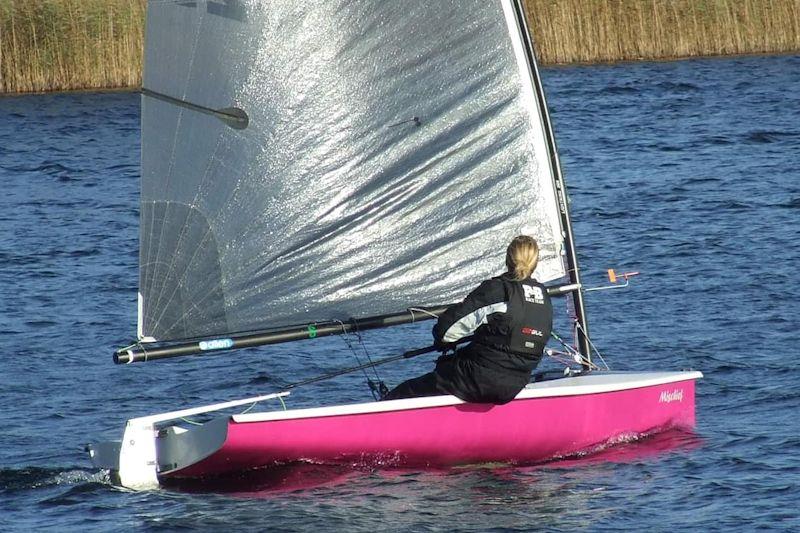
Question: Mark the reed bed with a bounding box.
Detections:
[528,0,800,64]
[0,0,145,94]
[1,0,799,94]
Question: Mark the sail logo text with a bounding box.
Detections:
[199,338,234,351]
[659,389,684,403]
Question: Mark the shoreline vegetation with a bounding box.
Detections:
[1,0,799,95]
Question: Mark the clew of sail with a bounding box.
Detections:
[139,0,566,344]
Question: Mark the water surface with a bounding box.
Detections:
[1,54,799,531]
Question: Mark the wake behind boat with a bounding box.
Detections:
[88,0,701,489]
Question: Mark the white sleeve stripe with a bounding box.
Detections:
[442,302,508,342]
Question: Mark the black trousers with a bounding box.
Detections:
[381,371,442,401]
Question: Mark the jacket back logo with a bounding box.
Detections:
[523,285,544,304]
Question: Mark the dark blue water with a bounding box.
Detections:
[2,54,799,531]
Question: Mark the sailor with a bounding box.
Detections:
[383,235,553,403]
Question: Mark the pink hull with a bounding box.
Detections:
[165,375,698,479]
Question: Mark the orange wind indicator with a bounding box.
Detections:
[607,269,640,284]
[585,269,641,292]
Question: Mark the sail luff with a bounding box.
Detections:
[511,0,591,360]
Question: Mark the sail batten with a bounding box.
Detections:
[139,0,567,343]
[141,89,249,129]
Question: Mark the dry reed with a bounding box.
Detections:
[0,0,145,94]
[1,0,799,94]
[527,0,800,64]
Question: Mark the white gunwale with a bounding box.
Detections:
[231,370,702,424]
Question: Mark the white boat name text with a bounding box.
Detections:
[659,389,684,403]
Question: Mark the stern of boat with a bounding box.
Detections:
[87,392,289,489]
[155,416,230,476]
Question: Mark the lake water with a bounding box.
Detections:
[2,53,799,531]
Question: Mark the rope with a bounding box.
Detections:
[550,330,599,370]
[407,307,441,320]
[334,319,384,400]
[563,269,580,342]
[238,394,286,413]
[551,272,604,371]
[351,321,381,382]
[178,394,288,426]
[118,342,138,353]
[544,348,579,367]
[239,402,258,415]
[575,321,609,370]
[118,341,149,363]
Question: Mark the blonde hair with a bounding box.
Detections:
[505,235,539,281]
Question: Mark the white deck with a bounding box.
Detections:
[232,370,702,424]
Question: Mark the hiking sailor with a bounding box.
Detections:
[383,235,553,403]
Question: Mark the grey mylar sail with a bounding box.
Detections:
[138,0,566,343]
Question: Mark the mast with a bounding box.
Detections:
[511,0,591,361]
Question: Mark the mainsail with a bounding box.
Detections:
[139,0,568,344]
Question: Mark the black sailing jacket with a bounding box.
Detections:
[431,273,553,404]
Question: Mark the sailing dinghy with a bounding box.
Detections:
[88,0,701,490]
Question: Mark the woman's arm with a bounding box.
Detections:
[432,278,507,343]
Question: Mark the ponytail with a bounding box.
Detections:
[505,235,539,281]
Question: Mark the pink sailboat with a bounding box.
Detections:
[157,372,699,480]
[88,0,701,489]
